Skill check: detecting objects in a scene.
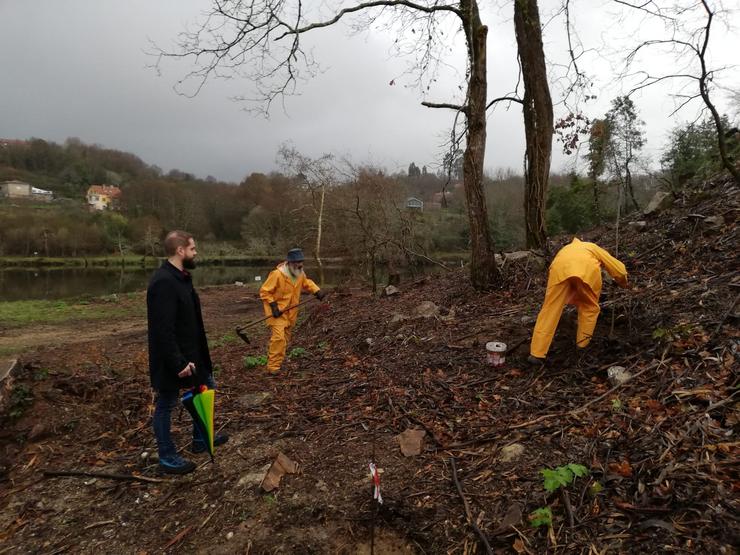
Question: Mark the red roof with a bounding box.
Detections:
[87,185,122,198]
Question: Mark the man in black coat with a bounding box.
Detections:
[147,230,227,474]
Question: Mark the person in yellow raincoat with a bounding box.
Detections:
[259,248,326,373]
[529,238,629,363]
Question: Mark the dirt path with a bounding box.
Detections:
[0,320,146,354]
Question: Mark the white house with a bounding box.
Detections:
[86,185,122,211]
[406,197,424,211]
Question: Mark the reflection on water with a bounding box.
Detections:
[0,265,356,302]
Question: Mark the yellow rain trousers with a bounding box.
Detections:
[259,262,320,372]
[530,238,627,358]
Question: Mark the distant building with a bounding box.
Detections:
[0,180,53,202]
[406,197,424,211]
[0,180,32,199]
[0,180,54,202]
[87,185,122,211]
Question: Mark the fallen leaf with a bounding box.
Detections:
[260,452,298,492]
[395,429,426,457]
[608,460,633,477]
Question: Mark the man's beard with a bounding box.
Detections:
[288,265,303,278]
[183,257,197,270]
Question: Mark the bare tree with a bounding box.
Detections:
[156,0,501,289]
[277,144,339,286]
[514,0,554,249]
[605,96,645,212]
[618,0,739,184]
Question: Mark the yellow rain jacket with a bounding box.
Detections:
[547,238,627,292]
[259,262,320,327]
[530,238,628,358]
[259,263,320,372]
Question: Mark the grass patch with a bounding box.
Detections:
[210,332,239,349]
[0,298,141,328]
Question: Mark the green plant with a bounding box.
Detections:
[528,507,553,528]
[244,355,268,369]
[8,384,33,419]
[210,333,238,349]
[540,463,589,493]
[288,347,307,359]
[530,463,591,530]
[652,323,695,343]
[611,398,623,412]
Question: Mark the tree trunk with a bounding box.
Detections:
[625,162,639,211]
[369,248,377,294]
[514,0,554,250]
[590,174,602,220]
[314,183,326,286]
[460,1,499,289]
[696,2,740,185]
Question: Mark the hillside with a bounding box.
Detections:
[0,174,737,553]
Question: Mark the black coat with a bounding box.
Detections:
[147,261,212,391]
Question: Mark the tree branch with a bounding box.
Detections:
[422,101,466,111]
[613,0,675,21]
[485,96,523,110]
[275,0,461,40]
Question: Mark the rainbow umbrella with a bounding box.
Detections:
[181,385,216,460]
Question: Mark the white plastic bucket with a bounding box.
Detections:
[486,341,507,367]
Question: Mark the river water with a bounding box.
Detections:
[0,264,358,302]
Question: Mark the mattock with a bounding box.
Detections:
[235,297,318,343]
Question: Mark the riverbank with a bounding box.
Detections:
[0,254,278,269]
[0,253,469,269]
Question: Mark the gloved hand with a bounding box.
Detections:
[269,302,282,318]
[315,289,327,301]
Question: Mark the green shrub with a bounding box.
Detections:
[243,355,268,369]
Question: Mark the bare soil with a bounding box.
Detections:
[0,176,738,554]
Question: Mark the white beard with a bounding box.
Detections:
[288,266,304,278]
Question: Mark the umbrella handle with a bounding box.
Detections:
[185,363,199,389]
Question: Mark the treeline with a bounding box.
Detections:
[0,137,226,199]
[0,110,736,264]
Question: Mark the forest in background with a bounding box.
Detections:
[0,102,737,271]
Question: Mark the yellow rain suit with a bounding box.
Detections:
[530,238,628,358]
[259,262,320,372]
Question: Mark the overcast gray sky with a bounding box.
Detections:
[1,1,737,182]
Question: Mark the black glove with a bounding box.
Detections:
[269,302,282,318]
[315,289,327,301]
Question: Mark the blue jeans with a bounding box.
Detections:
[153,374,215,460]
